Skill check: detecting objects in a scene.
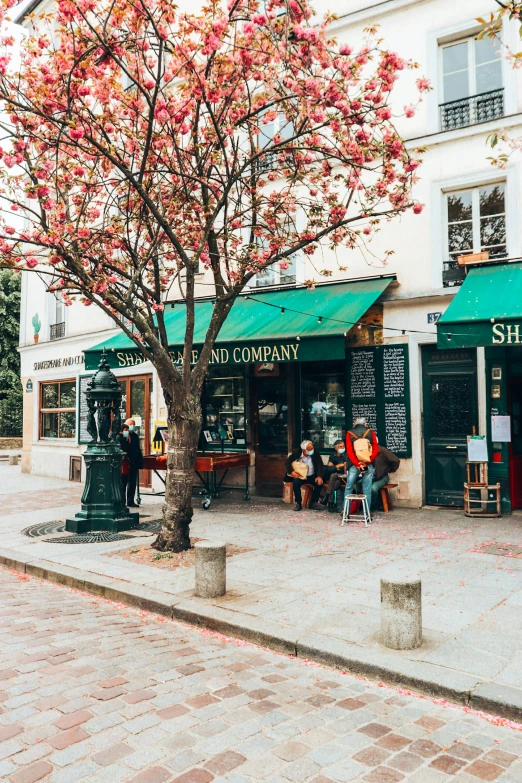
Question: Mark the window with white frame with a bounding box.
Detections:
[440,35,503,130]
[253,254,300,288]
[257,108,294,172]
[49,292,65,340]
[446,183,507,263]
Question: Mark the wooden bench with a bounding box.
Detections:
[380,483,398,513]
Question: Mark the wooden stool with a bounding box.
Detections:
[380,483,398,513]
[301,484,313,508]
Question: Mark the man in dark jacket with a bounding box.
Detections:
[119,419,143,507]
[284,440,324,511]
[371,446,400,509]
[344,417,379,517]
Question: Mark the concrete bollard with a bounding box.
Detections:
[381,578,422,650]
[195,541,226,598]
[8,455,19,466]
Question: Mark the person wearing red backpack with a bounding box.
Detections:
[344,417,379,519]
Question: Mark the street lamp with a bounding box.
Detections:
[66,349,139,534]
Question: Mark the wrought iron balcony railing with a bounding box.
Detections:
[443,249,508,287]
[50,321,65,340]
[442,260,467,288]
[440,88,504,132]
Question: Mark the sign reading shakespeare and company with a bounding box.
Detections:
[85,336,345,371]
[491,323,522,345]
[115,343,300,368]
[33,354,84,372]
[438,321,522,349]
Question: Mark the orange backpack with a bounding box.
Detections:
[348,429,373,463]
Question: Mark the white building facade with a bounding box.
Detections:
[16,0,522,510]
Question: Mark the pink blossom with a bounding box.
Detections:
[413,203,423,214]
[339,43,353,56]
[416,77,431,92]
[26,256,38,268]
[404,105,415,118]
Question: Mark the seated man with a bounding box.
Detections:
[284,440,324,512]
[320,439,347,513]
[372,446,400,510]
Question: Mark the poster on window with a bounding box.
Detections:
[346,345,412,458]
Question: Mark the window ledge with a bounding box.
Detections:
[405,111,522,149]
[33,439,78,447]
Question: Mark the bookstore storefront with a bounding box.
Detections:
[437,260,522,513]
[86,278,412,496]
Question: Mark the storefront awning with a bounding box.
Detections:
[437,261,522,349]
[84,276,393,371]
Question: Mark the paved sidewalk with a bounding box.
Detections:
[2,567,522,783]
[2,464,522,715]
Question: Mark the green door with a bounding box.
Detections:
[422,346,478,506]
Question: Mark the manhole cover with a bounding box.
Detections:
[137,519,161,533]
[45,533,134,544]
[477,542,522,558]
[22,522,66,538]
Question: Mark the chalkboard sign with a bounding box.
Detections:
[78,374,93,445]
[347,345,411,458]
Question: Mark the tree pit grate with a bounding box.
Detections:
[45,533,135,544]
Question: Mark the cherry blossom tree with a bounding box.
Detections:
[0,0,426,551]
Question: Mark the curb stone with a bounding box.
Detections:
[2,547,522,720]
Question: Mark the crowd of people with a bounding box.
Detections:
[284,417,400,517]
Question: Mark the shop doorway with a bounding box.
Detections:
[119,375,153,488]
[508,377,522,510]
[422,346,478,506]
[253,366,294,496]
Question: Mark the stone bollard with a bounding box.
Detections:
[195,541,226,598]
[8,455,19,466]
[381,578,422,650]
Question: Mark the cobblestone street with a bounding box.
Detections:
[2,567,522,783]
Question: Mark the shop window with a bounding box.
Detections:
[203,366,246,447]
[443,182,507,287]
[301,361,346,451]
[40,380,76,439]
[439,35,503,131]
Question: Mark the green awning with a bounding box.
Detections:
[85,277,393,371]
[437,261,522,349]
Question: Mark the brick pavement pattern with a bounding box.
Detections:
[2,569,522,783]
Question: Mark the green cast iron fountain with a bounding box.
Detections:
[66,349,139,533]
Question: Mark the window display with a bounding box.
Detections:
[40,380,77,439]
[203,366,246,447]
[301,361,346,450]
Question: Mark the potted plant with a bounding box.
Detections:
[32,313,41,344]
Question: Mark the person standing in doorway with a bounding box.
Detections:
[344,417,378,517]
[119,418,143,507]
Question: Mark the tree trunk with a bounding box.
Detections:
[153,401,201,552]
